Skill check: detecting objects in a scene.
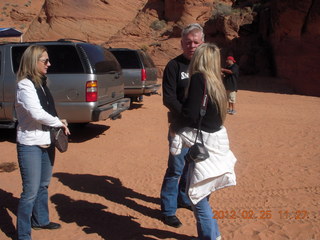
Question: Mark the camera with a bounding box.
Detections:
[185,143,209,163]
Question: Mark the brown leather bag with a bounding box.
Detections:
[51,128,68,153]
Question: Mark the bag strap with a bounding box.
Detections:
[194,77,208,145]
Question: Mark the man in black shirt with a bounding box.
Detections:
[161,23,204,228]
[222,56,239,115]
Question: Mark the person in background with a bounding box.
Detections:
[221,56,239,115]
[137,95,144,102]
[170,43,237,240]
[160,23,204,228]
[15,45,70,240]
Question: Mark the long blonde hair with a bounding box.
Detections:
[17,45,47,87]
[188,43,227,123]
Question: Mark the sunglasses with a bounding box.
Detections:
[39,58,50,65]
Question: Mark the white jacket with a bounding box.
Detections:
[15,78,63,145]
[170,126,237,204]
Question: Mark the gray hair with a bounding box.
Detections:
[181,23,205,41]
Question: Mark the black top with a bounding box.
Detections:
[162,54,190,123]
[223,63,239,91]
[175,72,222,133]
[29,76,58,118]
[29,76,58,131]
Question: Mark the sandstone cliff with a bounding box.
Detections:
[1,0,319,96]
[269,0,320,96]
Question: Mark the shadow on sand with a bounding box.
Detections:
[67,123,110,143]
[0,129,16,144]
[238,75,296,94]
[128,102,144,110]
[53,173,161,220]
[51,193,191,240]
[0,189,19,239]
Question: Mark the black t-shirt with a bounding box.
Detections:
[177,72,222,133]
[223,63,239,91]
[162,54,190,122]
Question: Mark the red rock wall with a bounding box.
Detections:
[270,0,320,96]
[6,0,319,96]
[22,0,147,44]
[203,0,320,96]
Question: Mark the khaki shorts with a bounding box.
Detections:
[227,90,236,103]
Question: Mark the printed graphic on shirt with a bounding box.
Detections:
[181,72,189,80]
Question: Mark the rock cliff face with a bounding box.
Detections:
[1,0,319,96]
[269,0,320,96]
[22,0,147,44]
[200,0,320,96]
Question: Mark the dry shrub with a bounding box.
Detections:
[0,162,17,173]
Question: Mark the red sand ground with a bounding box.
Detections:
[1,88,319,240]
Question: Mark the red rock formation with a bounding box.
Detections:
[270,0,320,96]
[164,0,184,22]
[22,0,147,44]
[1,0,319,96]
[10,8,35,22]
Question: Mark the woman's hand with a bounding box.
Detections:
[60,119,70,135]
[60,119,68,127]
[62,124,70,135]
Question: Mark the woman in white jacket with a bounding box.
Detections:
[15,45,70,240]
[170,43,237,240]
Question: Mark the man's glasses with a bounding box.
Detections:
[39,58,50,65]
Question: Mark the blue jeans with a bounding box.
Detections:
[16,144,55,240]
[192,196,220,240]
[160,135,190,216]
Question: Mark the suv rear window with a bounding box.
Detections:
[12,45,85,74]
[139,50,156,68]
[79,44,121,74]
[110,51,141,69]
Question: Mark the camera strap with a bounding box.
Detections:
[194,77,208,145]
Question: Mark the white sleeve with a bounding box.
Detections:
[16,79,63,128]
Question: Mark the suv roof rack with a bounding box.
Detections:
[0,40,83,46]
[58,38,87,43]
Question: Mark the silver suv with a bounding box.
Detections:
[109,48,161,102]
[0,40,130,128]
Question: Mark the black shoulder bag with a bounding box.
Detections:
[184,79,210,163]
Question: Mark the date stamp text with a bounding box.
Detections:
[212,210,309,220]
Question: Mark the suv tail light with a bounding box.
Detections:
[86,81,98,102]
[141,69,146,82]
